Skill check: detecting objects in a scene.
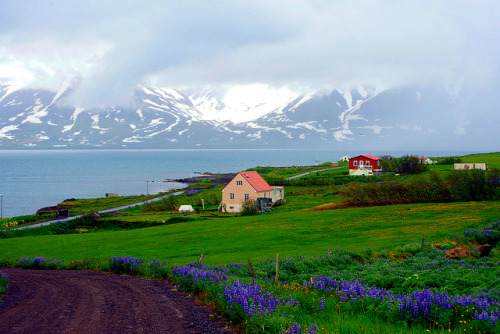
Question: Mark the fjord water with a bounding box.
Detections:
[0,149,470,218]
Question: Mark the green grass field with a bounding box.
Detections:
[460,151,500,169]
[1,200,498,265]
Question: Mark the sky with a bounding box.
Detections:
[0,0,499,108]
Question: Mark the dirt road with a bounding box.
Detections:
[0,268,231,334]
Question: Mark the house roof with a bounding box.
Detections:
[239,171,273,192]
[351,154,381,161]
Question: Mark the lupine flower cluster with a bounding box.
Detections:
[18,256,63,269]
[20,256,47,265]
[223,279,297,317]
[173,263,228,285]
[0,270,9,296]
[149,258,167,268]
[282,321,320,334]
[172,264,299,319]
[463,221,500,244]
[302,274,500,326]
[186,185,217,196]
[109,256,145,274]
[475,309,499,325]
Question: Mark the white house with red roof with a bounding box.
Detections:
[221,171,281,213]
[418,157,435,164]
[349,155,382,176]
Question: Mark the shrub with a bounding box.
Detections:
[240,199,259,216]
[341,169,497,206]
[447,170,496,201]
[438,156,462,164]
[1,221,18,229]
[381,155,428,174]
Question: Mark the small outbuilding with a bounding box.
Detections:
[454,163,488,170]
[179,205,195,213]
[272,186,285,203]
[339,155,351,162]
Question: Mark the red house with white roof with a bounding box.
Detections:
[221,171,275,213]
[349,155,382,175]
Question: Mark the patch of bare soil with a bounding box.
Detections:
[0,268,231,334]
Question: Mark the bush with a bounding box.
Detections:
[1,221,18,229]
[341,169,498,206]
[381,155,428,174]
[240,199,259,216]
[438,156,462,164]
[447,170,497,201]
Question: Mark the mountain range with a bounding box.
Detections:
[0,81,497,151]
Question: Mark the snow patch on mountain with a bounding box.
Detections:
[287,92,315,112]
[0,125,19,139]
[286,121,327,134]
[62,106,86,133]
[0,82,20,103]
[189,84,301,123]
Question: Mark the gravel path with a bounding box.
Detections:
[0,268,231,334]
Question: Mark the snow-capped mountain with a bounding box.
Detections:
[0,81,497,150]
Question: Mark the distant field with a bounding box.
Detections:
[460,151,500,169]
[0,200,497,265]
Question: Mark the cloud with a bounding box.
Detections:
[0,0,498,107]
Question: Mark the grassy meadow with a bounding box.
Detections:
[0,151,499,333]
[1,200,498,264]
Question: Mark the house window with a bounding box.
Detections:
[366,161,370,166]
[244,193,249,200]
[229,206,234,209]
[264,193,266,198]
[236,180,243,185]
[360,160,364,166]
[378,160,380,166]
[353,161,358,166]
[230,193,235,200]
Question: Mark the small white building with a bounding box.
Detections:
[179,205,195,212]
[272,186,285,203]
[454,163,488,171]
[417,157,435,164]
[340,155,351,162]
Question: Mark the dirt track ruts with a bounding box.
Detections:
[0,268,231,334]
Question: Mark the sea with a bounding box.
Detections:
[0,149,473,218]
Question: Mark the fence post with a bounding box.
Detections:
[275,253,279,284]
[421,234,425,251]
[198,254,204,266]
